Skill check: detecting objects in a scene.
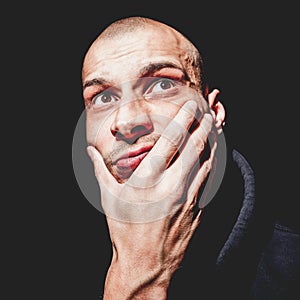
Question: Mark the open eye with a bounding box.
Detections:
[146,78,177,94]
[92,90,119,106]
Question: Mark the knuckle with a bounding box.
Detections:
[197,140,205,153]
[203,160,212,174]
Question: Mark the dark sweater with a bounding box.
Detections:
[167,148,300,299]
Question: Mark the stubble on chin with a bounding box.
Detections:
[101,134,161,183]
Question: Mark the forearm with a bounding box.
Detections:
[101,201,201,299]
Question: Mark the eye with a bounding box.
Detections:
[92,90,119,106]
[146,78,176,94]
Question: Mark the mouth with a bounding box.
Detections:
[113,144,153,177]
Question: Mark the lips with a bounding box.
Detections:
[113,145,153,174]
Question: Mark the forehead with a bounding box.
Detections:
[82,25,189,84]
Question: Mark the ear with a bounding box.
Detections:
[208,89,226,134]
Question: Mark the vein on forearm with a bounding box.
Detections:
[128,266,167,300]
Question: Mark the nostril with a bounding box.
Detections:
[114,131,124,140]
[111,128,117,136]
[131,124,153,135]
[111,114,154,143]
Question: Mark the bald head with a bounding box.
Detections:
[82,17,221,183]
[96,16,153,40]
[82,16,206,95]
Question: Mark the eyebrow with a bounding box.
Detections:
[82,62,190,90]
[138,62,189,79]
[83,78,109,90]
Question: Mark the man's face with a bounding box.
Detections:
[82,25,209,182]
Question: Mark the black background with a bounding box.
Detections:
[4,1,299,299]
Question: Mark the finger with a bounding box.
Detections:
[170,139,216,229]
[186,136,217,203]
[169,137,215,229]
[134,100,198,178]
[86,145,116,187]
[168,113,214,181]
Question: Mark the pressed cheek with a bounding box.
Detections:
[86,114,113,152]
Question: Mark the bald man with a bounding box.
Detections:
[80,17,267,299]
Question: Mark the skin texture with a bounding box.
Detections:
[82,17,225,299]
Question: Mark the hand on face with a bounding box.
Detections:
[87,100,216,285]
[87,99,216,223]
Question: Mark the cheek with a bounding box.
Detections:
[86,115,113,151]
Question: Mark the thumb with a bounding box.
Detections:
[86,145,114,186]
[86,145,100,167]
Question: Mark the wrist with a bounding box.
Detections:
[103,259,171,299]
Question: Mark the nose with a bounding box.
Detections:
[110,100,154,144]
